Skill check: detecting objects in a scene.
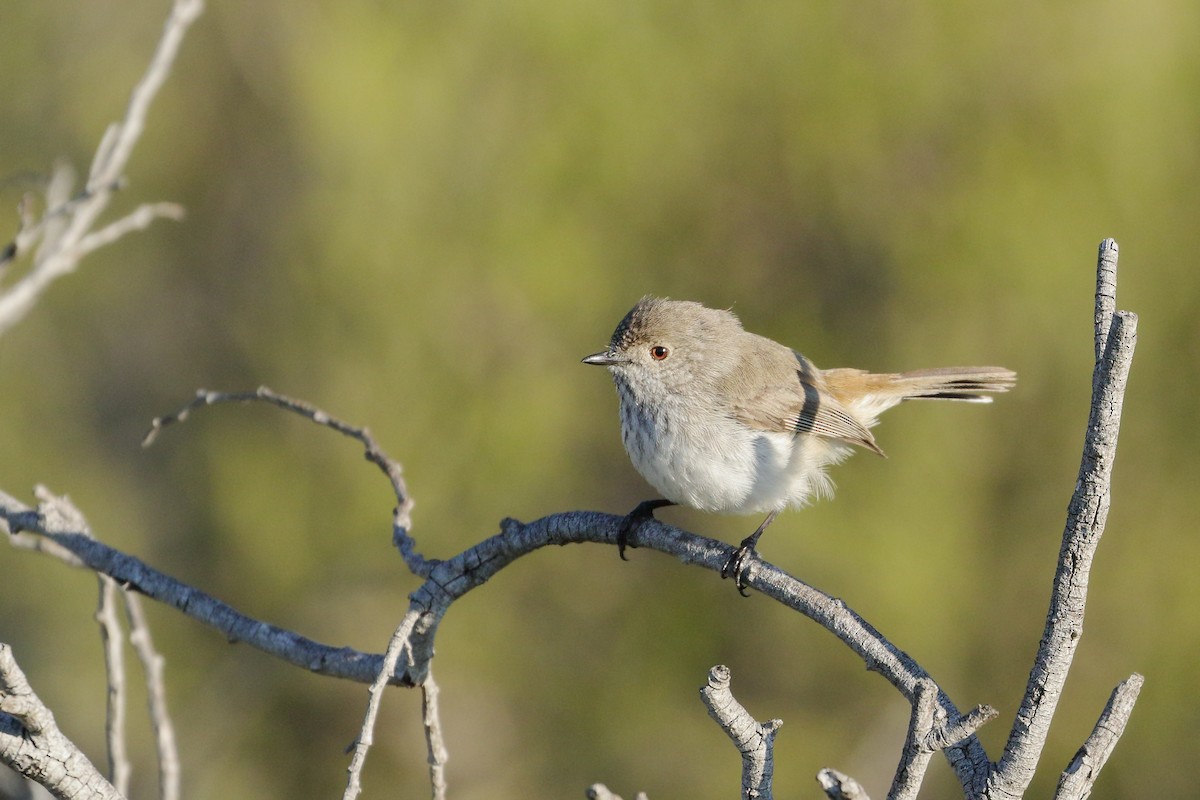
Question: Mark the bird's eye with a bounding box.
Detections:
[649,345,669,361]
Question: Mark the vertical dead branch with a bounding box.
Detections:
[700,665,782,800]
[988,239,1138,798]
[422,674,449,800]
[97,578,131,795]
[124,594,180,800]
[888,680,940,800]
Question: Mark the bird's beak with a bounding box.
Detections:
[582,350,626,366]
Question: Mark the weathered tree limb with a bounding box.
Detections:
[888,679,997,800]
[700,665,782,800]
[987,240,1138,799]
[818,768,871,800]
[0,645,123,800]
[1053,673,1143,800]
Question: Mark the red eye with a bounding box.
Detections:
[649,345,669,360]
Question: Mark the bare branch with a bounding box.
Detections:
[887,679,939,800]
[422,674,449,800]
[96,578,131,795]
[1,484,983,791]
[343,611,421,800]
[1093,238,1119,360]
[988,241,1138,798]
[86,0,204,191]
[888,679,997,800]
[0,0,201,337]
[0,488,407,687]
[817,769,871,800]
[700,664,782,800]
[72,203,185,259]
[143,387,425,576]
[733,550,992,791]
[1054,673,1144,800]
[123,594,180,800]
[0,644,123,800]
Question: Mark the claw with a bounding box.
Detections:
[615,499,675,559]
[720,543,757,596]
[719,510,778,596]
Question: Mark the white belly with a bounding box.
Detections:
[619,396,849,515]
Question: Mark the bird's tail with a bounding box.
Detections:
[890,366,1018,403]
[822,366,1016,443]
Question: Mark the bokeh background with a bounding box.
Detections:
[1,2,1197,798]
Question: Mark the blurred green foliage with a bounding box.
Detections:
[1,1,1197,798]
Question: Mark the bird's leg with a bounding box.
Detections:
[617,499,676,560]
[721,510,779,595]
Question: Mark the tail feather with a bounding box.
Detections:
[894,367,1017,403]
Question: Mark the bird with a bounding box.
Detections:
[583,296,1016,593]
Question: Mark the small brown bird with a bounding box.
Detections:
[583,297,1016,592]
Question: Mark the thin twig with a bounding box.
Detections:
[124,593,181,800]
[0,0,200,337]
[143,387,426,575]
[72,202,185,259]
[587,786,649,800]
[343,612,420,800]
[97,577,131,795]
[422,673,449,800]
[86,0,204,192]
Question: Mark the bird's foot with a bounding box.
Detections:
[616,499,675,560]
[720,536,761,596]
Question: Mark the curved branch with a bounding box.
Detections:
[0,488,409,686]
[143,387,425,576]
[1,486,989,790]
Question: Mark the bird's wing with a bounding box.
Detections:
[725,350,883,455]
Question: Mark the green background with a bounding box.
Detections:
[1,2,1196,797]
